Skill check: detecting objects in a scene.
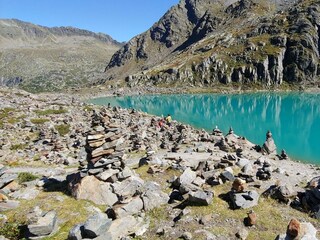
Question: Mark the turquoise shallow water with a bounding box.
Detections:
[89,93,320,164]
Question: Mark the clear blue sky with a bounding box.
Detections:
[0,0,179,42]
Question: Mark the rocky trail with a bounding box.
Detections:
[0,87,320,240]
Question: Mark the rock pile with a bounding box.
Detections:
[297,176,320,220]
[67,108,169,239]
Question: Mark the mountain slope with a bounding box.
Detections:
[0,19,122,92]
[104,0,320,89]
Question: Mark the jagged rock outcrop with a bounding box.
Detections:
[104,0,320,89]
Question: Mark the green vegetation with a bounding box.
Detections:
[0,220,26,240]
[55,124,70,136]
[83,105,94,112]
[34,108,67,116]
[18,172,38,184]
[30,118,49,124]
[10,144,27,151]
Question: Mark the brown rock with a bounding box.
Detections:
[1,180,20,193]
[246,210,257,226]
[0,193,8,202]
[232,178,246,192]
[69,175,118,206]
[88,139,105,148]
[287,218,300,238]
[91,148,115,158]
[87,134,105,141]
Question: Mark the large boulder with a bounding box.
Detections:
[188,190,213,206]
[112,176,144,201]
[141,182,169,211]
[113,197,144,218]
[68,174,118,206]
[28,211,57,237]
[83,213,112,238]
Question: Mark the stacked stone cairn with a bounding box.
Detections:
[67,108,169,239]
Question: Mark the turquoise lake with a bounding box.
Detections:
[89,93,320,164]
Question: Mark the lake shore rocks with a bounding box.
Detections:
[0,88,319,239]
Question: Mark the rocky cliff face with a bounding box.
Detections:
[0,19,122,92]
[104,0,320,89]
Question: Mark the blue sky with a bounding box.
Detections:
[0,0,179,42]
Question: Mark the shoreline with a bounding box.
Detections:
[0,86,320,239]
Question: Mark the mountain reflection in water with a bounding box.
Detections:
[89,93,320,164]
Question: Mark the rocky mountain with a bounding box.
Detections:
[0,19,122,92]
[104,0,320,89]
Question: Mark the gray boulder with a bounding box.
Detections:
[178,167,197,186]
[28,210,57,236]
[188,190,214,206]
[112,176,144,200]
[10,187,39,200]
[107,215,148,239]
[141,181,169,211]
[114,197,144,218]
[230,190,259,209]
[83,213,112,238]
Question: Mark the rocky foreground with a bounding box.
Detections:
[0,87,320,240]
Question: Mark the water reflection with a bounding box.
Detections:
[90,93,320,164]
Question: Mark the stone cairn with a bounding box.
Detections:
[67,108,169,239]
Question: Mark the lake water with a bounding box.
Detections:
[89,93,320,164]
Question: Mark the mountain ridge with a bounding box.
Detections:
[0,19,122,92]
[104,0,320,89]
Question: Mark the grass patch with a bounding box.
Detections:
[30,118,50,124]
[17,172,38,184]
[34,108,67,116]
[83,106,94,112]
[55,124,70,136]
[10,144,27,151]
[0,220,26,240]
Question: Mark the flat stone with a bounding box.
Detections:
[93,158,120,168]
[10,187,40,200]
[88,139,105,148]
[0,180,20,194]
[96,169,120,181]
[0,200,20,211]
[102,138,124,150]
[117,167,133,180]
[231,190,259,209]
[28,210,57,236]
[91,148,115,158]
[87,134,105,141]
[83,213,112,238]
[114,197,144,218]
[107,215,148,239]
[0,173,18,189]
